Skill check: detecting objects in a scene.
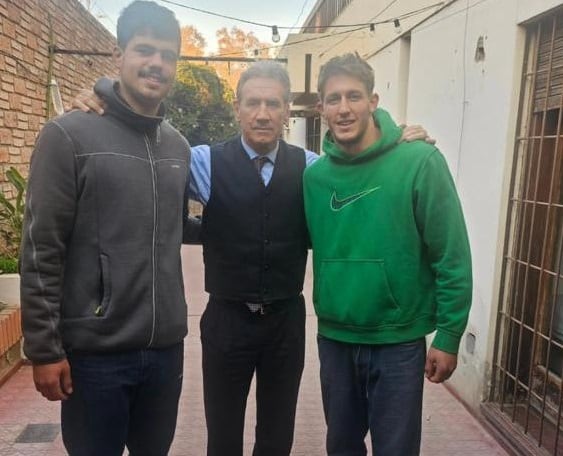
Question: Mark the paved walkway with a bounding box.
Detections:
[0,246,508,455]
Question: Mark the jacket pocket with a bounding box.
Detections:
[96,254,112,317]
[316,259,400,328]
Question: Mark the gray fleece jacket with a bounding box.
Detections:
[20,79,190,364]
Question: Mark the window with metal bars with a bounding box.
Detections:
[485,9,563,456]
[306,115,321,154]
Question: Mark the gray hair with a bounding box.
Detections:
[236,61,291,103]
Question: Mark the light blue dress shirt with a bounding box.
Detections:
[189,137,319,205]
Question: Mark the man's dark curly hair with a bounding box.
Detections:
[117,1,181,52]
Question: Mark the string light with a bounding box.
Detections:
[271,26,280,43]
[393,18,402,34]
[220,25,366,58]
[158,0,444,33]
[49,2,448,61]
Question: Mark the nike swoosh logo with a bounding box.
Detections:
[330,186,381,211]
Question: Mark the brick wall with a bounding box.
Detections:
[0,0,117,196]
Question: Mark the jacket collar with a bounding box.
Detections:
[94,77,165,133]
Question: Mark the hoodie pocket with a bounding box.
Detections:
[95,254,112,317]
[317,259,400,328]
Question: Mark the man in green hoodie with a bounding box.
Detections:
[303,53,472,456]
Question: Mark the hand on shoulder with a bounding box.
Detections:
[400,124,436,145]
[69,88,107,115]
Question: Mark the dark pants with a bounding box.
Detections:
[61,343,184,456]
[200,295,306,456]
[318,336,426,456]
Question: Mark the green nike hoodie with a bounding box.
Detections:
[303,108,472,354]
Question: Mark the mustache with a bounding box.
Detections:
[138,69,169,83]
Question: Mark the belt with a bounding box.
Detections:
[245,301,272,315]
[212,295,302,316]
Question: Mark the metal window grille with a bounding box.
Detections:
[485,10,563,455]
[306,115,322,154]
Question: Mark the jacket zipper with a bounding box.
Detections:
[144,130,159,347]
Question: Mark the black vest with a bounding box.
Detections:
[202,137,309,302]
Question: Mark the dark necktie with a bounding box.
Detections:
[254,156,269,183]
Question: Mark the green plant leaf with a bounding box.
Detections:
[0,167,26,261]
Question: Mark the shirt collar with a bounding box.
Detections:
[240,136,279,164]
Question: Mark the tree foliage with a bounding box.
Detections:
[177,25,272,92]
[166,62,238,146]
[180,25,206,57]
[214,26,270,91]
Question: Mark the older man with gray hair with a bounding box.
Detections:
[190,61,315,456]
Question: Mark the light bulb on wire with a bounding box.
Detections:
[271,25,280,43]
[393,19,402,34]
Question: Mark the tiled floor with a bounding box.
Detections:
[0,246,508,455]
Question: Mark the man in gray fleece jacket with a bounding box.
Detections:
[19,2,190,455]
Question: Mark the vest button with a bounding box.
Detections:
[264,264,270,270]
[264,239,270,245]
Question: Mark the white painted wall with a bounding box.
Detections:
[404,0,527,408]
[281,0,452,96]
[517,0,562,23]
[317,0,454,60]
[280,31,376,94]
[369,37,411,123]
[285,117,308,149]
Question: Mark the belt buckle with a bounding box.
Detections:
[245,302,266,315]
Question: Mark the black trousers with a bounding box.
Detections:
[200,295,306,456]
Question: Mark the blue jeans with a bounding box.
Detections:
[318,336,426,456]
[61,343,184,456]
